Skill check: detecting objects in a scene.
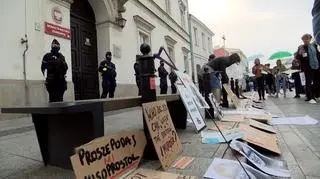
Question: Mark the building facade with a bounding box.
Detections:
[189,14,214,82]
[0,0,191,118]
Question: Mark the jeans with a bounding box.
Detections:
[292,72,302,96]
[275,74,287,95]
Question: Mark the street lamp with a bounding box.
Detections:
[116,17,127,28]
[222,35,226,48]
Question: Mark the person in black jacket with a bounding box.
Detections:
[134,60,141,96]
[99,51,117,98]
[207,53,241,107]
[158,61,168,94]
[295,34,320,103]
[41,39,68,102]
[169,70,178,94]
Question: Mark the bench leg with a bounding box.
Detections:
[32,114,49,166]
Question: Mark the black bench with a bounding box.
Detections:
[1,94,187,169]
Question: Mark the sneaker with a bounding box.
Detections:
[309,99,317,104]
[305,98,311,102]
[293,95,300,98]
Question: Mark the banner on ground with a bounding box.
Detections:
[204,158,273,179]
[201,128,246,144]
[175,71,210,109]
[230,140,290,177]
[237,124,280,154]
[177,85,206,132]
[142,100,183,170]
[70,131,146,179]
[125,168,196,179]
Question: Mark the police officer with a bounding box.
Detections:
[41,39,68,102]
[99,51,117,98]
[158,61,168,94]
[169,69,178,94]
[134,59,141,96]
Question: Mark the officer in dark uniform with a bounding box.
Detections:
[134,59,141,96]
[169,69,178,94]
[99,51,117,98]
[158,61,168,94]
[41,39,68,102]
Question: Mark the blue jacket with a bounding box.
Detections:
[211,72,221,89]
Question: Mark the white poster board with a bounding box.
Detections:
[175,71,210,109]
[177,84,206,132]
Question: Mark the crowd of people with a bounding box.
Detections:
[250,33,320,104]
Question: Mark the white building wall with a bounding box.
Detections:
[0,0,190,114]
[190,14,214,82]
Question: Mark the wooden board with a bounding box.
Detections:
[142,100,183,170]
[70,131,146,179]
[237,124,280,154]
[249,119,276,134]
[223,84,242,109]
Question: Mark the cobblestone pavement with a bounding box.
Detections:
[0,91,320,179]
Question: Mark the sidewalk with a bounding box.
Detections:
[0,92,320,178]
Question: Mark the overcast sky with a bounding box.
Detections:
[188,0,314,58]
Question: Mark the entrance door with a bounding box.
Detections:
[71,0,99,100]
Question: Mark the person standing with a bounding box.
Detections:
[41,39,68,102]
[207,53,241,108]
[295,34,319,104]
[291,58,302,98]
[169,70,178,94]
[230,78,235,94]
[264,64,275,95]
[273,59,288,98]
[252,58,266,100]
[158,61,168,94]
[134,60,141,96]
[99,51,117,98]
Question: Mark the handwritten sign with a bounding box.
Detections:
[125,168,196,179]
[142,101,183,170]
[175,71,210,109]
[177,85,206,132]
[172,156,194,169]
[70,131,146,179]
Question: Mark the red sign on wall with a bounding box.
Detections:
[150,77,156,90]
[44,22,71,39]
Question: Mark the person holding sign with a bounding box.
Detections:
[207,53,241,108]
[158,61,169,94]
[252,58,268,100]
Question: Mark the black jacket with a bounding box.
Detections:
[295,44,320,72]
[41,52,68,81]
[99,60,116,80]
[207,56,235,83]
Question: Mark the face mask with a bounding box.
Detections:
[51,46,60,53]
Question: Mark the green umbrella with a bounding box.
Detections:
[268,51,292,60]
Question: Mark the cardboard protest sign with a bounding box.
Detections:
[172,156,194,169]
[142,101,183,170]
[221,115,245,122]
[223,84,242,109]
[230,140,290,177]
[245,114,272,123]
[237,124,280,154]
[208,124,233,131]
[177,85,206,132]
[175,71,210,109]
[249,119,276,134]
[125,168,196,179]
[70,131,146,179]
